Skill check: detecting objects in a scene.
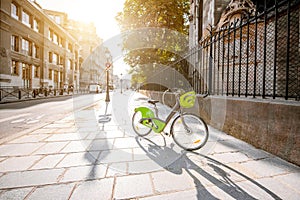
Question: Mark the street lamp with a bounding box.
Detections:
[105,50,111,102]
[99,49,112,123]
[120,73,123,94]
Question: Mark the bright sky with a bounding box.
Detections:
[36,0,129,77]
[36,0,125,41]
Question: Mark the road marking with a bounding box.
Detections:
[36,114,46,119]
[11,119,25,124]
[0,113,31,123]
[26,120,40,124]
[10,114,45,124]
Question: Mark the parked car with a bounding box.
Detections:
[89,84,102,93]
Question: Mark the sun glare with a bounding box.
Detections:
[37,0,124,40]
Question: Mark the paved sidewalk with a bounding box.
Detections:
[0,91,299,200]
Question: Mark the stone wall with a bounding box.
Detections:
[141,90,300,166]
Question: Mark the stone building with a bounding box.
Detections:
[188,0,300,165]
[0,0,80,90]
[43,9,104,90]
[189,0,299,98]
[189,0,231,47]
[66,20,105,90]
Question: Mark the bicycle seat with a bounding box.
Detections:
[148,100,159,105]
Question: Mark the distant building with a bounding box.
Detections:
[43,9,103,90]
[0,0,80,90]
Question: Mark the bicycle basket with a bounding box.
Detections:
[179,91,196,108]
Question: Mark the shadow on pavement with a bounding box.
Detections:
[77,101,111,180]
[135,136,281,200]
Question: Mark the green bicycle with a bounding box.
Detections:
[132,89,209,151]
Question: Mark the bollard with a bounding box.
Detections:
[18,90,21,99]
[33,89,36,98]
[0,91,1,101]
[54,89,56,96]
[44,89,47,97]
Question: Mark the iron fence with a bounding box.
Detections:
[188,0,300,100]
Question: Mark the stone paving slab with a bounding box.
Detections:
[33,142,68,155]
[114,174,153,199]
[151,170,195,193]
[0,155,42,172]
[0,91,299,199]
[69,179,114,200]
[27,183,75,200]
[0,168,65,189]
[0,187,33,200]
[45,133,81,142]
[7,134,50,144]
[0,143,45,157]
[30,154,66,170]
[59,165,107,183]
[254,177,300,199]
[56,152,99,168]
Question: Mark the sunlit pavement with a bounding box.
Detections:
[0,90,299,200]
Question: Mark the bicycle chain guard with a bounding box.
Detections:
[134,107,166,133]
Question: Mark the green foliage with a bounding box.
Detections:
[116,0,190,33]
[116,0,190,88]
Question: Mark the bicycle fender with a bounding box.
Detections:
[134,107,165,133]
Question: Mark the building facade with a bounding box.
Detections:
[187,0,300,165]
[43,10,104,90]
[0,0,79,90]
[65,20,104,90]
[189,0,231,47]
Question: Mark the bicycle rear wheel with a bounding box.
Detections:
[132,111,152,136]
[171,113,208,150]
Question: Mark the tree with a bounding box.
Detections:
[116,0,190,89]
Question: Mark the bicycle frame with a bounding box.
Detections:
[134,95,182,133]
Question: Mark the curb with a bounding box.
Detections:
[0,93,89,104]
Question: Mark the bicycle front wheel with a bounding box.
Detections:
[132,111,152,136]
[171,113,209,151]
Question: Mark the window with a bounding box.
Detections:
[49,52,52,63]
[67,59,71,70]
[68,43,72,52]
[11,60,18,75]
[49,29,53,41]
[60,72,63,82]
[60,38,65,48]
[53,33,58,44]
[34,66,40,78]
[22,10,30,27]
[21,38,30,55]
[53,53,58,64]
[32,44,36,58]
[22,63,30,80]
[59,56,64,65]
[54,70,58,83]
[11,35,18,51]
[33,19,39,32]
[35,45,39,59]
[48,69,52,80]
[11,3,19,20]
